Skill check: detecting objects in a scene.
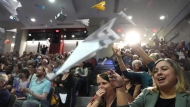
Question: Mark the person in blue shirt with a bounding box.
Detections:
[14,66,51,107]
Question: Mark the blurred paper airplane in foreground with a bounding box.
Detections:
[47,18,120,80]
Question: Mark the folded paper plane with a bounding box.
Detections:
[92,1,105,11]
[47,18,120,80]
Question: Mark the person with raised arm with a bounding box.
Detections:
[108,58,190,107]
[112,47,152,89]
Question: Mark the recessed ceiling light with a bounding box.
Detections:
[31,18,36,22]
[128,16,132,20]
[120,41,122,43]
[49,0,55,2]
[149,38,152,40]
[64,35,66,37]
[122,34,125,36]
[152,33,156,36]
[144,34,146,37]
[28,34,31,36]
[72,35,75,37]
[13,36,15,38]
[160,16,165,20]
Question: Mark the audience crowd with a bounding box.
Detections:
[0,38,190,107]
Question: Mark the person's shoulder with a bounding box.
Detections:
[44,78,51,84]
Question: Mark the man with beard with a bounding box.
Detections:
[14,66,51,107]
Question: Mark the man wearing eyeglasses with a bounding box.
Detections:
[14,66,51,107]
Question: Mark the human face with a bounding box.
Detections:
[36,66,45,77]
[134,62,141,71]
[153,61,177,90]
[97,77,114,95]
[47,65,53,71]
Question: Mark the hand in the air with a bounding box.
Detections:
[108,70,124,88]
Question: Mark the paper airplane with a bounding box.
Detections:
[0,28,5,34]
[7,29,17,32]
[47,18,120,80]
[0,0,22,16]
[118,11,136,26]
[92,1,105,11]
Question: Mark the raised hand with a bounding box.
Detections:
[108,70,124,88]
[112,47,122,58]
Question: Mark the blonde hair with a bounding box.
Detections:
[150,58,190,93]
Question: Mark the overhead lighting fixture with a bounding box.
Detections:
[125,31,140,45]
[13,0,18,2]
[72,35,75,38]
[160,16,165,20]
[64,35,66,38]
[128,16,132,20]
[152,33,156,36]
[49,0,55,2]
[28,34,31,36]
[144,34,146,37]
[120,41,123,43]
[149,38,152,40]
[13,36,15,38]
[122,34,125,36]
[84,31,86,33]
[31,18,36,22]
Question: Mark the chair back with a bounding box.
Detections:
[47,87,55,106]
[7,94,17,107]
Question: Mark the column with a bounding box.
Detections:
[13,29,28,56]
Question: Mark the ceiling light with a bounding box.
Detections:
[49,0,55,2]
[28,34,31,36]
[72,35,75,37]
[160,16,165,20]
[144,34,146,37]
[152,33,156,36]
[120,41,123,43]
[64,35,66,38]
[128,16,132,20]
[13,36,15,38]
[13,0,17,2]
[84,31,86,33]
[31,18,36,22]
[149,38,152,40]
[125,31,140,45]
[122,34,124,36]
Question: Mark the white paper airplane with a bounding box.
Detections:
[0,0,22,16]
[118,11,136,26]
[47,18,120,80]
[6,28,17,32]
[0,28,5,34]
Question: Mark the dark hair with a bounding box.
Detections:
[28,64,36,68]
[172,53,179,60]
[19,69,30,79]
[97,73,110,82]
